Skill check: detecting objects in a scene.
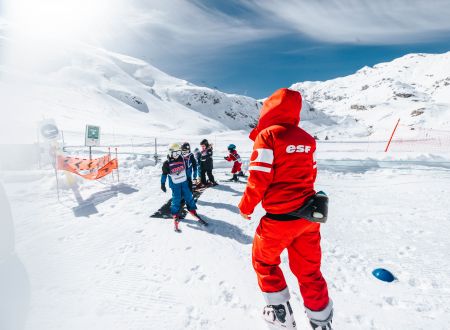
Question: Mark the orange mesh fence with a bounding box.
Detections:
[387,125,450,153]
[57,154,111,171]
[56,154,118,180]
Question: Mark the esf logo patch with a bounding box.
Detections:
[286,145,312,154]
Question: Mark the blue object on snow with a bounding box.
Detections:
[372,268,395,282]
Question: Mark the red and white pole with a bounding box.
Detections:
[385,118,400,152]
[115,147,120,182]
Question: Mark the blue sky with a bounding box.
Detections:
[108,0,450,99]
[173,36,450,99]
[2,0,450,98]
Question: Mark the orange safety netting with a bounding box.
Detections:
[387,125,450,153]
[57,154,118,180]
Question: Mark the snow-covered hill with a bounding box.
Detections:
[293,52,450,140]
[0,39,260,144]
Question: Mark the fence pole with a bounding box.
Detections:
[54,151,60,201]
[61,130,65,151]
[115,147,120,182]
[109,147,114,182]
[154,137,158,165]
[385,118,400,152]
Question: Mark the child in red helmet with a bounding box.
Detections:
[224,144,244,182]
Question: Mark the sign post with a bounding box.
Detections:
[85,125,101,160]
[39,119,61,200]
[39,119,60,141]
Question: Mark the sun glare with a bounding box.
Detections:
[5,0,119,43]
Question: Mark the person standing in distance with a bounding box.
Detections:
[238,88,333,330]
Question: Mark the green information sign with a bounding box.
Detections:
[85,125,101,147]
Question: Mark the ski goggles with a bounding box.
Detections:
[171,150,182,158]
[181,149,190,155]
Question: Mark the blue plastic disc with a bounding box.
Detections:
[372,268,395,282]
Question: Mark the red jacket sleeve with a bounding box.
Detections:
[238,130,274,215]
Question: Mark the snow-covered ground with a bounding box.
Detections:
[1,23,450,329]
[2,148,450,330]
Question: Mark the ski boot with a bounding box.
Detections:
[306,301,333,330]
[238,171,246,177]
[229,174,238,182]
[262,301,296,329]
[172,215,181,233]
[189,210,208,226]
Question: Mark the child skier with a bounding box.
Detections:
[224,144,244,182]
[161,143,207,232]
[181,142,197,191]
[199,139,218,186]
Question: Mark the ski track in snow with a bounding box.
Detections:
[2,157,450,330]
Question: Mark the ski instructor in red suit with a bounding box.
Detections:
[238,88,333,330]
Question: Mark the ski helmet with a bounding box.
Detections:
[200,139,209,147]
[227,144,236,151]
[168,143,182,158]
[181,142,191,155]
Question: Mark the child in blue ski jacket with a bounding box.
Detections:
[181,142,197,191]
[161,143,207,232]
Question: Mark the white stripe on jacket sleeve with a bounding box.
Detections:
[252,148,274,165]
[248,165,271,173]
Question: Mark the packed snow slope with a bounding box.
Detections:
[292,52,450,140]
[2,159,450,330]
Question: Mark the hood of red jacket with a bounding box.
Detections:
[249,88,302,141]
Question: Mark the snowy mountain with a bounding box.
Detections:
[2,22,449,146]
[293,52,450,140]
[0,38,261,144]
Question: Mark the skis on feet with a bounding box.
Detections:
[189,210,208,226]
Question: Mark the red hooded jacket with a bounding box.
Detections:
[238,88,317,215]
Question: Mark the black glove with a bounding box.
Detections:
[161,184,166,193]
[224,157,227,160]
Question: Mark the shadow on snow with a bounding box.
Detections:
[184,216,253,245]
[211,183,243,196]
[71,183,139,218]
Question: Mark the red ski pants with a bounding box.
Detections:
[252,217,330,311]
[231,162,242,174]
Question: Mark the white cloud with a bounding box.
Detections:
[2,0,449,86]
[0,0,280,74]
[246,0,450,44]
[108,0,278,59]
